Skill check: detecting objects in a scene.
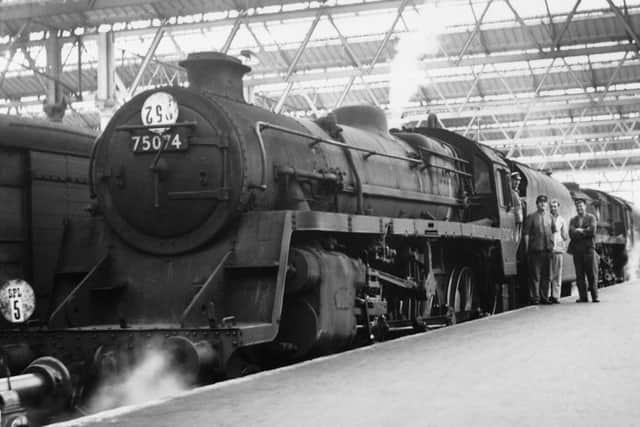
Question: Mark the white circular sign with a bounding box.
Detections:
[0,279,35,323]
[141,92,179,134]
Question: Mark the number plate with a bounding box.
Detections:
[131,132,189,153]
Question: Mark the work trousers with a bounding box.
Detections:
[573,249,599,301]
[550,252,563,299]
[528,250,551,303]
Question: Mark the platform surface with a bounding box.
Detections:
[62,282,640,427]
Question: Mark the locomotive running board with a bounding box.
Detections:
[290,211,512,242]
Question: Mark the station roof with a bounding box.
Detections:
[0,0,301,35]
[1,0,640,174]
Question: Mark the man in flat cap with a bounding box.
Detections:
[569,198,599,303]
[523,194,553,304]
[511,172,524,243]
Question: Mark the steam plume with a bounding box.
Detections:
[388,2,445,126]
[87,349,189,413]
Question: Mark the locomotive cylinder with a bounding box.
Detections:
[286,248,322,294]
[164,337,219,383]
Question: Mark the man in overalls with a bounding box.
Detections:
[569,198,599,303]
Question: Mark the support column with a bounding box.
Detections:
[43,31,66,121]
[96,31,117,129]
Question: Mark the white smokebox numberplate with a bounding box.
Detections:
[0,279,35,323]
[141,92,179,134]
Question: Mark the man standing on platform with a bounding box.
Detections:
[523,195,553,304]
[549,199,568,304]
[569,198,600,303]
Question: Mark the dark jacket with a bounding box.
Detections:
[523,211,553,252]
[568,213,597,254]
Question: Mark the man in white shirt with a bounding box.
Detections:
[549,199,569,303]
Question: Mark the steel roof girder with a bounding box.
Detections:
[332,0,411,107]
[455,0,494,64]
[511,57,557,146]
[514,148,640,165]
[221,12,247,54]
[606,0,640,54]
[127,20,167,99]
[474,127,640,150]
[273,9,322,114]
[326,13,380,107]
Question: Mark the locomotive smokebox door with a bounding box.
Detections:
[93,88,247,254]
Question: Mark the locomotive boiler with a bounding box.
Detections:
[1,51,637,424]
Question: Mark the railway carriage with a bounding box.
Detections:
[0,115,95,321]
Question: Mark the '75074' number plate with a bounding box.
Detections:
[131,132,188,153]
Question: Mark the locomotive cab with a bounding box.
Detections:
[407,127,519,275]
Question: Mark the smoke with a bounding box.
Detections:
[388,2,445,126]
[86,349,189,413]
[625,232,640,282]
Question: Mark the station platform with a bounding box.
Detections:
[60,282,640,427]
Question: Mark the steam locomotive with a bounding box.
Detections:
[0,52,637,425]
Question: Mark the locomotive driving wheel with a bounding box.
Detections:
[446,266,476,325]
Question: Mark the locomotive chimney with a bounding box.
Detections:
[179,51,250,101]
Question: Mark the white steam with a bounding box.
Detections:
[388,2,445,125]
[87,349,189,413]
[625,232,640,282]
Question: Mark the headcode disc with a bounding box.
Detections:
[0,279,35,323]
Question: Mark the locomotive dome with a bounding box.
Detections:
[91,52,251,255]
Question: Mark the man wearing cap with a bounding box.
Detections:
[511,172,524,243]
[523,195,553,304]
[569,198,599,303]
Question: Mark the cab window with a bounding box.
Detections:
[496,169,511,207]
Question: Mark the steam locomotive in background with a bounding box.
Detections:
[0,115,95,425]
[0,52,638,425]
